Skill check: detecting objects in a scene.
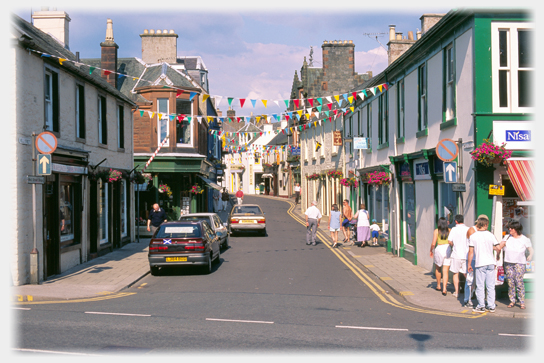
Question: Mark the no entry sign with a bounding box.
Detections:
[436,138,459,162]
[35,132,58,154]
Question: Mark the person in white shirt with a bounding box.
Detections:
[294,183,301,204]
[497,220,533,309]
[369,219,380,246]
[304,201,322,246]
[467,216,502,313]
[447,214,471,302]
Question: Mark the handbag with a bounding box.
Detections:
[495,264,505,286]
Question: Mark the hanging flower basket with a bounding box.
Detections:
[307,173,320,181]
[340,177,359,187]
[89,169,111,183]
[108,169,123,183]
[159,184,173,197]
[327,170,343,178]
[190,185,204,194]
[470,139,512,167]
[130,171,152,184]
[366,171,391,185]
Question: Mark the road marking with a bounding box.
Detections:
[12,307,31,310]
[13,348,101,356]
[206,318,274,324]
[498,333,533,337]
[85,311,151,317]
[13,292,136,305]
[336,325,409,332]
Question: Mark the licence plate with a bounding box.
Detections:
[166,257,187,262]
[240,220,256,223]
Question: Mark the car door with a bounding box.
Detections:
[203,222,219,257]
[213,215,226,241]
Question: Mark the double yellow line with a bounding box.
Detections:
[13,292,137,306]
[283,199,482,319]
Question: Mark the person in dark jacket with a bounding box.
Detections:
[147,203,167,235]
[221,188,230,211]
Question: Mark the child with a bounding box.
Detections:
[370,219,380,246]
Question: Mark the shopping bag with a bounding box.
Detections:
[495,264,505,286]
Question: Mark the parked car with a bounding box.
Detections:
[148,220,220,275]
[179,213,229,250]
[229,204,266,236]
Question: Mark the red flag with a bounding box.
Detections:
[240,98,246,108]
[327,103,332,111]
[176,89,184,98]
[294,99,300,108]
[383,83,389,91]
[308,98,313,107]
[104,70,112,76]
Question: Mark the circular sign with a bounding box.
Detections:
[35,131,58,154]
[436,138,459,162]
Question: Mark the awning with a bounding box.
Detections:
[262,173,274,178]
[506,159,534,201]
[197,175,222,191]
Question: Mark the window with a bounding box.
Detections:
[492,22,534,113]
[378,92,389,145]
[59,183,74,244]
[117,105,124,149]
[76,84,85,139]
[99,180,108,245]
[44,67,59,132]
[120,180,127,237]
[98,95,107,144]
[157,98,169,146]
[366,104,372,151]
[444,44,456,121]
[397,78,405,139]
[176,99,192,145]
[418,63,427,131]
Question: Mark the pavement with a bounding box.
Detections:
[11,194,532,320]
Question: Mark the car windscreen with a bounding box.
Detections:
[156,225,201,238]
[233,206,262,215]
[179,216,209,223]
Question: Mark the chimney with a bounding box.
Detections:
[420,14,446,35]
[100,19,119,89]
[321,40,355,93]
[140,29,178,64]
[387,23,417,65]
[32,8,71,49]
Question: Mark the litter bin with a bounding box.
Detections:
[255,186,260,195]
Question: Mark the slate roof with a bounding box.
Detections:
[12,14,135,106]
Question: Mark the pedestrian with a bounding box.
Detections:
[294,183,301,204]
[352,203,370,247]
[468,215,502,313]
[447,214,470,301]
[304,200,322,246]
[497,220,533,309]
[213,188,221,213]
[328,204,342,248]
[369,219,380,246]
[221,188,230,211]
[235,187,244,205]
[147,203,167,235]
[341,200,353,243]
[430,217,451,296]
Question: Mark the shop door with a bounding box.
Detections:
[44,178,59,277]
[402,182,416,247]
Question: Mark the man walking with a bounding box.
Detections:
[468,215,501,313]
[221,188,230,211]
[304,200,322,246]
[448,214,470,302]
[294,183,301,204]
[235,187,244,205]
[147,203,167,235]
[341,199,353,243]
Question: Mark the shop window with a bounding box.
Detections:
[99,180,109,245]
[59,183,74,246]
[120,180,127,238]
[403,183,416,246]
[439,182,458,225]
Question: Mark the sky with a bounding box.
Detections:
[10,1,457,118]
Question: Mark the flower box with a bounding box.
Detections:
[470,139,512,167]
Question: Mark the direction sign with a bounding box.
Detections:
[35,131,57,154]
[37,154,52,175]
[489,184,505,196]
[444,161,457,183]
[436,138,459,162]
[26,175,45,184]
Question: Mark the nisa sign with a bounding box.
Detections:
[506,130,531,142]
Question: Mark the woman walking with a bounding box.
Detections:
[328,204,342,248]
[498,220,533,309]
[430,217,452,295]
[352,203,370,247]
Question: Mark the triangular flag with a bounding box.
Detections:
[215,96,222,106]
[139,110,144,117]
[334,95,340,103]
[251,99,257,108]
[378,85,383,93]
[89,67,96,75]
[203,94,210,102]
[104,70,112,76]
[240,98,246,108]
[294,99,300,108]
[274,100,280,108]
[189,92,197,101]
[308,98,314,107]
[176,90,183,98]
[327,103,332,111]
[326,96,332,104]
[284,99,289,108]
[348,96,354,104]
[228,97,233,106]
[262,99,268,108]
[317,97,323,105]
[383,83,389,91]
[58,58,66,65]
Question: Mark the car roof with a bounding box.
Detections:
[161,220,206,226]
[179,213,216,217]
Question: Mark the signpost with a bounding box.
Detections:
[436,138,459,162]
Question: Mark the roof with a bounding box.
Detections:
[12,14,135,107]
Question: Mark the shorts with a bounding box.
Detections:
[371,231,379,239]
[329,228,341,232]
[341,219,350,227]
[450,258,467,274]
[433,244,452,267]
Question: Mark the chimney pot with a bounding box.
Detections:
[408,31,414,41]
[389,25,396,41]
[143,29,148,34]
[156,29,162,34]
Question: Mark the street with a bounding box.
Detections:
[13,195,532,354]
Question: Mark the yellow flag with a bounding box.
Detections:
[348,96,354,104]
[350,107,354,113]
[378,85,383,93]
[203,94,210,102]
[256,116,261,123]
[334,95,340,103]
[297,110,303,117]
[59,58,66,65]
[262,99,268,108]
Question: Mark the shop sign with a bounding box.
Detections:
[52,163,87,175]
[333,131,343,146]
[493,121,534,150]
[489,184,505,196]
[413,159,430,180]
[353,137,368,149]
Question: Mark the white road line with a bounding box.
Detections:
[498,333,533,337]
[13,348,101,356]
[85,311,151,317]
[206,318,274,324]
[12,307,31,310]
[336,325,409,332]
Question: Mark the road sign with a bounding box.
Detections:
[489,184,505,196]
[26,175,45,184]
[353,137,368,149]
[35,131,57,154]
[444,162,457,183]
[452,183,466,192]
[37,154,52,175]
[436,138,459,162]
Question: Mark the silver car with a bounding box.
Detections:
[228,204,266,236]
[179,213,229,250]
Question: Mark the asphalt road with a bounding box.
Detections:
[13,195,532,355]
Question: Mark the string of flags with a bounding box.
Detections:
[29,47,389,121]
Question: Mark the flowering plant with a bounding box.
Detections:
[190,185,204,194]
[470,139,512,167]
[367,171,391,185]
[159,184,172,197]
[340,177,359,187]
[307,173,320,180]
[108,169,123,182]
[263,163,274,168]
[327,170,343,178]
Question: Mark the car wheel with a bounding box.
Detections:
[150,266,160,276]
[202,253,212,274]
[260,228,267,237]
